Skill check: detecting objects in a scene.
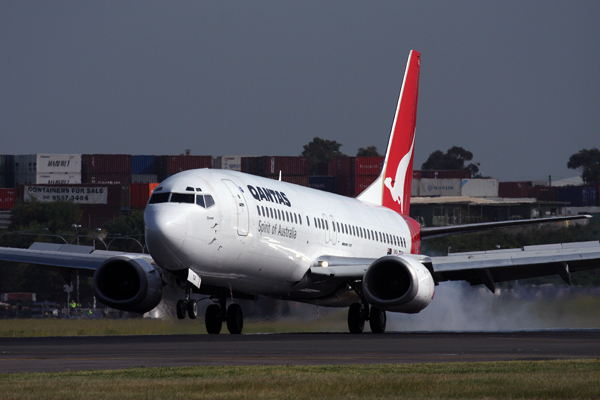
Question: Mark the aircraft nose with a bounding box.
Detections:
[145,205,187,256]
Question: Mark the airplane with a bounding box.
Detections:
[1,50,599,334]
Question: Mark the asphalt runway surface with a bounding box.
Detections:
[2,331,599,373]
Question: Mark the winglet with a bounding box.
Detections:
[356,50,421,216]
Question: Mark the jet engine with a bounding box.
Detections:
[362,255,435,313]
[93,256,163,313]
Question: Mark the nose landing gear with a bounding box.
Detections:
[176,287,198,320]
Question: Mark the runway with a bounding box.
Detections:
[1,331,599,373]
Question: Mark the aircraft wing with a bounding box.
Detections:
[308,241,600,292]
[420,214,591,239]
[428,240,600,292]
[0,242,156,278]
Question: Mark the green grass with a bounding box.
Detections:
[0,312,349,337]
[1,360,599,399]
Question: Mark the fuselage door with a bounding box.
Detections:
[330,215,337,245]
[222,179,249,236]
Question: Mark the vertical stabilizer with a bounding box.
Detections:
[356,50,420,216]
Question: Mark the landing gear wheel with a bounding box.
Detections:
[187,300,198,319]
[369,307,387,334]
[205,304,222,334]
[176,300,186,320]
[348,303,365,334]
[227,303,244,334]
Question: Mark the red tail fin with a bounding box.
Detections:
[356,50,421,215]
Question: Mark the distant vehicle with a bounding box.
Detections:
[1,51,598,334]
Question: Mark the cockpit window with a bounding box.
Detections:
[149,192,170,204]
[170,193,195,204]
[196,194,215,209]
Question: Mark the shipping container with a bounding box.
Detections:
[0,155,15,188]
[241,157,260,175]
[309,176,336,193]
[131,155,155,175]
[217,156,244,171]
[555,186,599,207]
[82,154,132,174]
[132,174,159,183]
[499,181,531,198]
[419,178,461,197]
[332,157,353,176]
[411,178,420,197]
[15,173,82,185]
[420,170,472,179]
[316,162,335,176]
[266,175,309,187]
[83,173,131,186]
[155,155,213,179]
[131,183,159,208]
[528,186,556,202]
[335,175,355,197]
[0,188,17,210]
[259,156,309,176]
[14,154,81,174]
[353,157,383,176]
[460,179,499,197]
[354,175,378,195]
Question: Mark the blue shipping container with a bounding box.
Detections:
[309,176,336,193]
[555,186,599,207]
[132,155,155,175]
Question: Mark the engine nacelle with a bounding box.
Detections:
[93,257,163,314]
[363,255,435,313]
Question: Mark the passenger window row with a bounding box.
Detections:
[256,204,406,248]
[257,205,302,226]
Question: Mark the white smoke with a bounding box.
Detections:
[386,282,600,332]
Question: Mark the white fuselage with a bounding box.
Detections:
[144,169,413,305]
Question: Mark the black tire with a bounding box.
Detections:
[369,307,387,334]
[205,304,222,334]
[348,303,365,334]
[176,300,186,320]
[187,300,198,320]
[227,303,244,334]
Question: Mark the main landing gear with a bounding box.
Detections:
[205,299,243,334]
[175,288,244,334]
[348,302,386,334]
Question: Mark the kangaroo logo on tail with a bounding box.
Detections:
[383,134,415,214]
[357,50,420,216]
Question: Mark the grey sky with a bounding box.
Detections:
[1,1,598,181]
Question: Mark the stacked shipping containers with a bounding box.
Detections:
[155,155,213,182]
[237,156,310,187]
[14,154,82,185]
[331,157,383,197]
[131,155,158,183]
[259,156,309,186]
[82,154,132,210]
[0,155,15,188]
[555,186,599,207]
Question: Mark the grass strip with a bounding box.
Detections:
[1,360,599,399]
[0,313,348,337]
